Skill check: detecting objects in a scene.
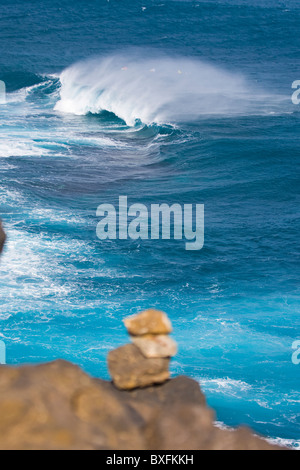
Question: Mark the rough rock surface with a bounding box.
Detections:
[131,334,178,358]
[0,360,283,450]
[0,360,144,450]
[124,309,173,336]
[107,344,170,390]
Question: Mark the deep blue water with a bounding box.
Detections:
[0,0,299,447]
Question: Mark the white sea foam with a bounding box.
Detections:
[265,437,300,450]
[55,51,275,126]
[0,128,125,159]
[0,139,52,158]
[215,421,300,450]
[200,376,252,396]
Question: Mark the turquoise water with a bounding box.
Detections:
[0,0,299,447]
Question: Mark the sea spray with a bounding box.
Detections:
[55,51,259,126]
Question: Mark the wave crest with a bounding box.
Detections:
[54,52,257,126]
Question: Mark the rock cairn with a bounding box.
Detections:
[108,309,178,390]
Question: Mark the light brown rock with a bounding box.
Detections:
[0,361,285,450]
[144,405,281,451]
[124,309,173,336]
[0,360,146,450]
[107,344,170,390]
[131,334,178,358]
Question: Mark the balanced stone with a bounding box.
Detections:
[124,309,172,336]
[108,344,170,390]
[131,334,178,358]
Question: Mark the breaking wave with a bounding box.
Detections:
[55,51,270,126]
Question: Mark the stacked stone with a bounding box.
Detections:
[107,309,178,390]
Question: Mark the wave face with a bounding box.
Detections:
[55,52,262,126]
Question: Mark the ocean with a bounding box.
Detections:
[0,0,299,448]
